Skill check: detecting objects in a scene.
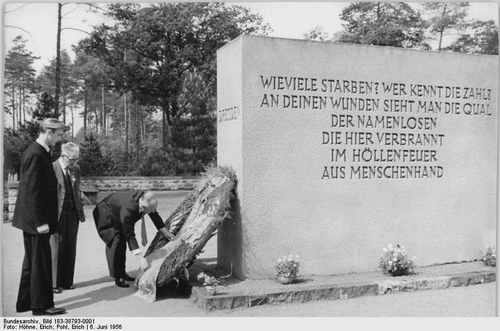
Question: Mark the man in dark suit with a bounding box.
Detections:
[13,118,67,316]
[50,142,85,293]
[93,191,174,287]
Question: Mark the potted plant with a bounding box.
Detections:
[379,243,416,276]
[275,254,300,284]
[482,247,496,267]
[197,272,220,295]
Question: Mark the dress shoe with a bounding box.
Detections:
[32,307,66,316]
[63,285,75,290]
[53,287,63,294]
[122,274,135,282]
[115,278,130,288]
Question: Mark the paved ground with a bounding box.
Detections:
[2,191,496,316]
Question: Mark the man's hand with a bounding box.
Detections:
[159,227,175,241]
[131,248,143,256]
[140,257,150,270]
[36,224,49,234]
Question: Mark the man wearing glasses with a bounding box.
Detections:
[50,142,85,293]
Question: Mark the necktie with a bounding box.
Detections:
[141,216,148,246]
[65,168,72,186]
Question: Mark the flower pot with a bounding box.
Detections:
[205,286,217,296]
[276,275,296,284]
[389,269,409,277]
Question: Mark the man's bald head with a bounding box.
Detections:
[139,191,158,214]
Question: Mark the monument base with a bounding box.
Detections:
[192,261,496,312]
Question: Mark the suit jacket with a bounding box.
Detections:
[12,142,58,234]
[52,161,85,223]
[93,190,165,251]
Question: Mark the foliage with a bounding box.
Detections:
[303,26,330,41]
[3,126,36,177]
[481,247,496,267]
[275,254,300,279]
[76,133,181,176]
[47,3,270,177]
[196,272,220,286]
[81,2,270,149]
[4,36,39,128]
[445,20,498,55]
[79,134,110,176]
[307,2,497,54]
[379,243,416,276]
[136,146,178,176]
[32,92,58,121]
[36,50,74,96]
[4,36,38,93]
[172,69,216,174]
[421,2,469,50]
[196,272,220,295]
[36,50,79,123]
[4,36,38,87]
[338,2,427,48]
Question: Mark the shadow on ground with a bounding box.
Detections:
[55,284,135,310]
[73,276,113,288]
[156,278,192,300]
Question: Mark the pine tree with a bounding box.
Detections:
[79,134,105,176]
[422,2,469,51]
[4,36,39,129]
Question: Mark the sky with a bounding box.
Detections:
[3,1,499,131]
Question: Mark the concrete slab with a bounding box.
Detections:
[191,261,496,311]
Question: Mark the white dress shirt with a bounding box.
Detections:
[35,137,50,153]
[58,159,68,176]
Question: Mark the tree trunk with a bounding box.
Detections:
[375,2,381,44]
[141,110,145,142]
[18,86,22,127]
[55,3,62,117]
[62,93,66,124]
[71,105,74,138]
[94,109,99,134]
[162,108,167,149]
[135,101,141,163]
[438,4,448,51]
[438,29,444,51]
[83,86,88,137]
[101,85,105,135]
[123,94,126,138]
[124,93,129,157]
[21,88,26,125]
[162,104,173,150]
[11,86,16,130]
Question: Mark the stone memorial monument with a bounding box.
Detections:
[216,35,498,279]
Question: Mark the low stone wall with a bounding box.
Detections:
[4,176,199,221]
[81,176,199,192]
[5,182,18,222]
